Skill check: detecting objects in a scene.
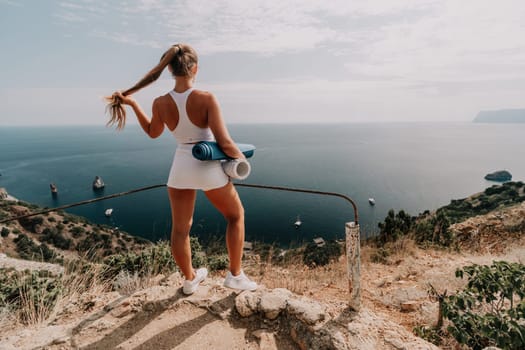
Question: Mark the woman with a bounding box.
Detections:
[107,43,257,295]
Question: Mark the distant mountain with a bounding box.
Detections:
[474,109,525,123]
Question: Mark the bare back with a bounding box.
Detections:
[153,89,212,132]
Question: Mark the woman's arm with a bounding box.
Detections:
[114,92,164,138]
[206,93,244,159]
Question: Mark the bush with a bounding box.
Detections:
[377,209,414,244]
[40,227,72,250]
[484,185,505,196]
[101,241,175,281]
[441,261,525,350]
[370,247,390,264]
[412,210,453,246]
[0,269,62,325]
[303,240,342,267]
[14,234,58,262]
[207,254,229,271]
[18,215,44,233]
[1,227,9,237]
[189,236,206,268]
[70,226,85,237]
[413,325,444,346]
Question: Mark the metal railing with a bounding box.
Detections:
[0,182,361,309]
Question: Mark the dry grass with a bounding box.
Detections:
[249,256,348,296]
[112,270,157,296]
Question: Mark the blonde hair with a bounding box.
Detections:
[105,44,198,130]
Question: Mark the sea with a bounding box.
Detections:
[1,123,524,247]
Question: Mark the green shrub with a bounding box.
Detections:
[303,240,342,267]
[1,227,9,237]
[441,261,525,350]
[413,325,444,346]
[484,185,505,196]
[189,236,206,268]
[14,234,58,262]
[370,247,390,264]
[410,209,454,247]
[0,269,62,324]
[70,226,85,237]
[101,241,175,281]
[207,254,229,271]
[40,227,72,250]
[18,215,44,233]
[377,209,414,244]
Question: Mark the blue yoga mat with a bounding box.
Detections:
[192,141,256,160]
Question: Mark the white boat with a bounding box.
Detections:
[368,198,376,205]
[105,208,113,217]
[93,176,105,190]
[294,216,302,228]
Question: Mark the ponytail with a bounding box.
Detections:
[105,45,182,130]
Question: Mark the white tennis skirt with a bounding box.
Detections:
[167,144,229,191]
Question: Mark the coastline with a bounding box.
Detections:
[6,194,18,202]
[0,187,18,202]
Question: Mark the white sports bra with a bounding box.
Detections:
[168,88,214,144]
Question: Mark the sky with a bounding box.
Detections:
[1,0,524,126]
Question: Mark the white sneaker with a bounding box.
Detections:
[223,270,257,291]
[182,267,208,295]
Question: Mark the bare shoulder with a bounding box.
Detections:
[192,89,218,105]
[153,93,173,107]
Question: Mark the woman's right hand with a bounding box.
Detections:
[113,91,137,106]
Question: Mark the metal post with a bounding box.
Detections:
[346,221,360,311]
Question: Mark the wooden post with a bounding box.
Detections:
[346,222,360,310]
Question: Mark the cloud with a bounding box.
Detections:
[91,30,163,48]
[53,0,437,54]
[4,0,523,125]
[0,0,22,6]
[339,0,525,95]
[54,11,87,22]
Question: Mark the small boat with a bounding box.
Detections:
[294,216,302,228]
[368,198,375,205]
[50,183,58,195]
[105,208,113,217]
[93,176,105,190]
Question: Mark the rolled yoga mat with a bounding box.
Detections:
[192,141,255,180]
[192,141,255,160]
[221,159,251,180]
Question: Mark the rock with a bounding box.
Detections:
[235,290,260,317]
[166,272,182,285]
[400,301,418,312]
[484,170,512,182]
[259,288,292,319]
[252,330,278,350]
[287,297,326,325]
[111,304,133,318]
[150,273,165,285]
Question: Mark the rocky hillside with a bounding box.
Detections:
[0,185,524,349]
[0,197,150,263]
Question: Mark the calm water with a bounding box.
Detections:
[1,123,524,246]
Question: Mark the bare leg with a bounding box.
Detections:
[167,187,197,280]
[205,182,244,275]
